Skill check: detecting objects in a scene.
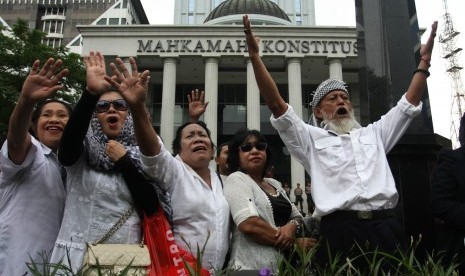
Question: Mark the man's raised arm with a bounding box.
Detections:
[405,21,438,106]
[243,15,288,118]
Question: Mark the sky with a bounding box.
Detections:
[139,0,465,142]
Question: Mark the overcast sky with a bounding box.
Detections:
[140,0,465,141]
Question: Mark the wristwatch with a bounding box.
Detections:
[289,219,300,226]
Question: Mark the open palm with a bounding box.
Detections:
[21,58,68,103]
[105,57,150,106]
[188,89,209,120]
[83,51,112,95]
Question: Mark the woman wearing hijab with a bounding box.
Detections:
[49,51,153,271]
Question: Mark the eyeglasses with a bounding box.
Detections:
[239,142,268,152]
[95,99,128,113]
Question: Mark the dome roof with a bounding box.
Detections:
[204,0,291,23]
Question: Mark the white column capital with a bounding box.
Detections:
[286,57,302,65]
[204,57,219,64]
[326,57,344,81]
[162,57,178,64]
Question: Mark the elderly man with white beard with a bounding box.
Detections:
[242,14,438,271]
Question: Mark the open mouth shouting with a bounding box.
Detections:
[193,145,207,152]
[106,115,119,128]
[336,107,348,116]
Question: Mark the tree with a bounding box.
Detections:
[0,19,86,144]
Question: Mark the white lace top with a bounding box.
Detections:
[49,153,141,271]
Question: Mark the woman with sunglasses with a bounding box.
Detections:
[49,51,152,270]
[224,129,309,271]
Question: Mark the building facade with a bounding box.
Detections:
[0,0,148,51]
[79,0,359,188]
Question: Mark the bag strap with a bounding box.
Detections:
[92,205,136,245]
[216,171,224,188]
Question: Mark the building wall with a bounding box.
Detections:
[0,0,147,50]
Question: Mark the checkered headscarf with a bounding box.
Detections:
[308,79,349,127]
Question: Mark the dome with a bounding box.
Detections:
[204,0,291,24]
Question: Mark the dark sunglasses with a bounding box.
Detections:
[240,142,268,152]
[95,99,128,113]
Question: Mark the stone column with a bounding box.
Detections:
[160,58,177,152]
[246,58,260,130]
[287,58,306,205]
[204,57,219,146]
[327,58,343,80]
[204,57,220,170]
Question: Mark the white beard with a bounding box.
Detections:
[320,109,361,134]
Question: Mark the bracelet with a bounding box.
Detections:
[420,57,431,67]
[413,68,430,78]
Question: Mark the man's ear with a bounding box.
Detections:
[314,107,323,120]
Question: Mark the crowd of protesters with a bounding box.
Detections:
[2,15,462,276]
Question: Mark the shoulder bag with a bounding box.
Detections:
[83,206,150,276]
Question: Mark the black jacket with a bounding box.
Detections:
[431,147,465,273]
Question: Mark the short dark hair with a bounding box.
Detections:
[228,128,272,178]
[171,120,215,155]
[30,99,73,136]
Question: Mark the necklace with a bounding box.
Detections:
[266,190,280,198]
[259,183,280,198]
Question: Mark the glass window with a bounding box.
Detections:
[122,0,128,8]
[49,21,57,33]
[121,18,126,25]
[71,37,81,46]
[213,0,223,8]
[109,18,119,25]
[295,0,302,14]
[96,18,107,25]
[188,0,195,13]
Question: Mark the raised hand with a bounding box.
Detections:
[83,51,112,95]
[188,89,209,122]
[243,15,260,56]
[20,58,69,104]
[105,57,150,107]
[420,21,438,62]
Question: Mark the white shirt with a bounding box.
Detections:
[0,137,66,276]
[140,142,230,272]
[224,171,302,270]
[270,94,422,217]
[49,153,141,271]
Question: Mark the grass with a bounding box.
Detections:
[28,236,460,275]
